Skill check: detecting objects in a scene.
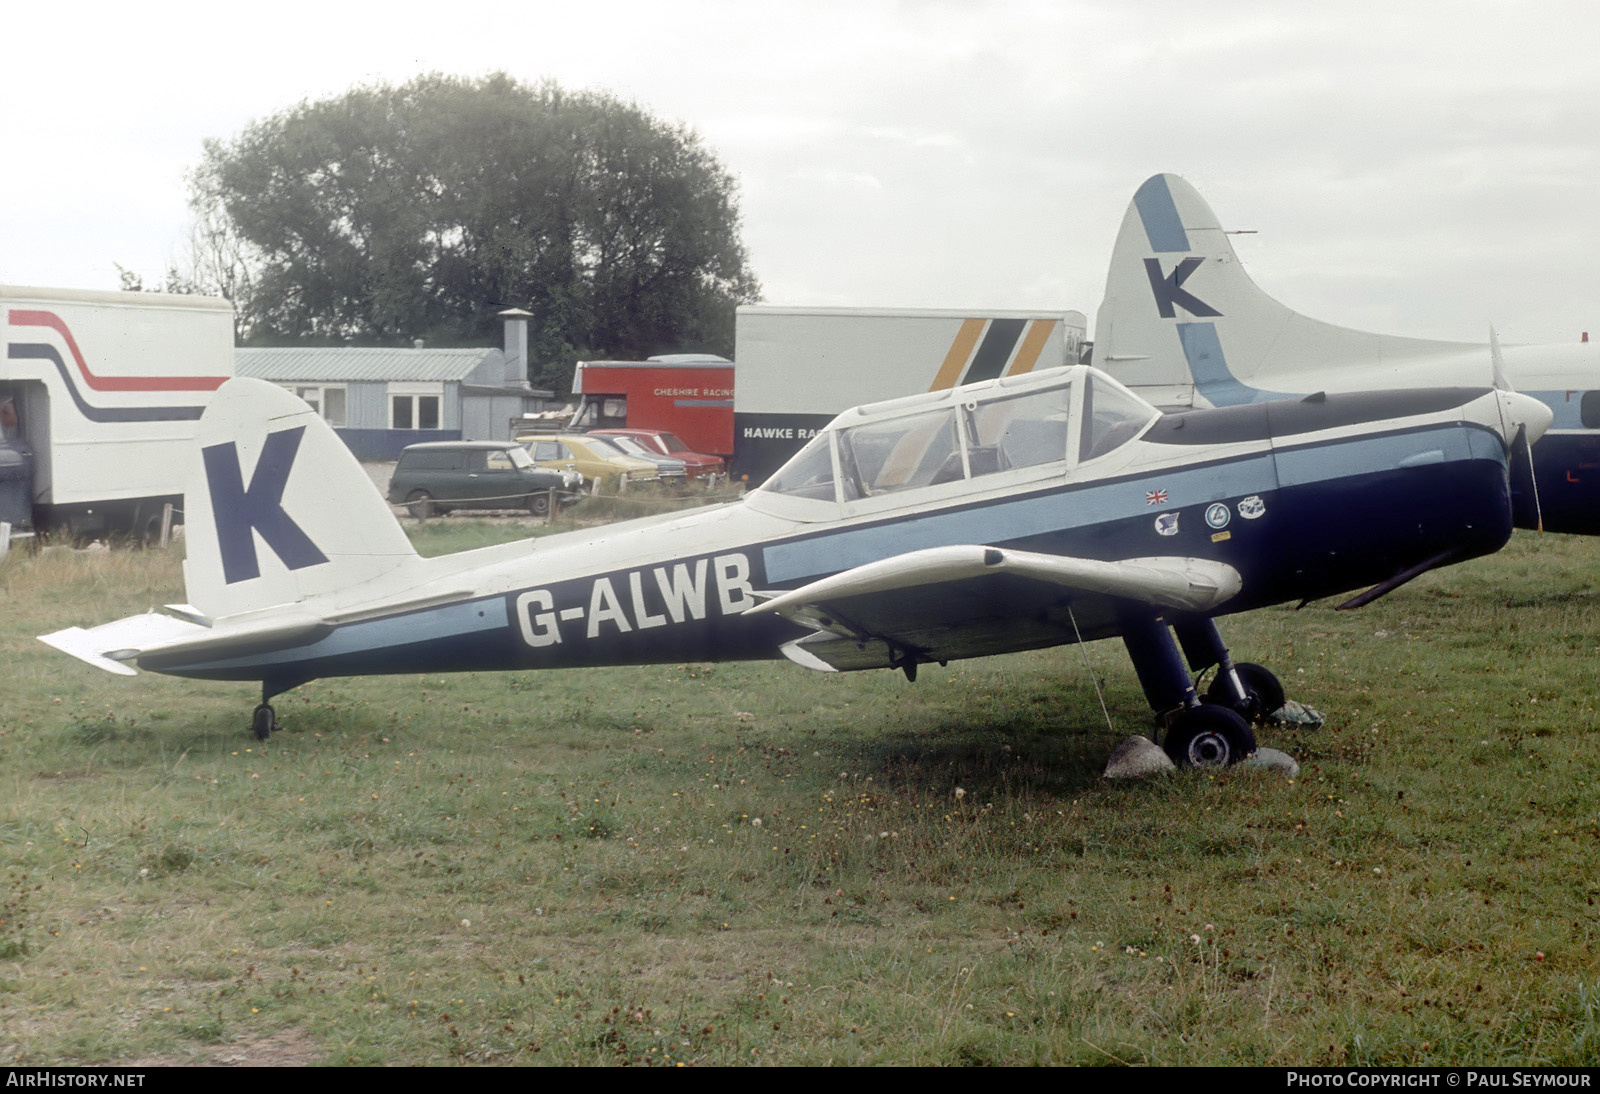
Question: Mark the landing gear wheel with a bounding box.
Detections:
[528,491,551,517]
[1164,705,1255,768]
[136,511,165,549]
[1206,662,1285,723]
[250,703,277,741]
[405,490,435,519]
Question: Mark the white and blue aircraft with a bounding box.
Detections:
[41,369,1549,767]
[1095,172,1594,533]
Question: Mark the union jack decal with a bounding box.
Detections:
[1146,489,1169,506]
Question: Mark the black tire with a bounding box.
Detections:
[405,490,435,519]
[528,491,551,517]
[251,703,276,741]
[1164,705,1256,768]
[1205,662,1285,722]
[129,507,168,549]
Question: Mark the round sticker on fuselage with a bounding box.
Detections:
[1205,503,1230,530]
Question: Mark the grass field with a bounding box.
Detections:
[1,524,1598,1066]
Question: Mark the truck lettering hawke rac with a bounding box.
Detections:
[0,285,234,541]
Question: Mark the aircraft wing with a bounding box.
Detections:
[745,545,1241,672]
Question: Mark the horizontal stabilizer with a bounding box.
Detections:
[132,615,331,671]
[40,609,335,676]
[39,614,212,676]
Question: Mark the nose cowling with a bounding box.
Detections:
[1497,391,1553,532]
[1498,390,1554,445]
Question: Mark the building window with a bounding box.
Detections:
[389,384,443,430]
[286,385,347,427]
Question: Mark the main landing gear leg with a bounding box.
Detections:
[1121,613,1256,768]
[1173,617,1285,726]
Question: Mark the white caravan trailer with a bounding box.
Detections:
[0,285,234,542]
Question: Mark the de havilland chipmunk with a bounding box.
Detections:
[1095,172,1597,534]
[41,363,1550,768]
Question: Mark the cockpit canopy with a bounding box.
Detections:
[752,366,1157,519]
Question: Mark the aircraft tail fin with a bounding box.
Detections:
[181,378,421,621]
[1094,174,1480,407]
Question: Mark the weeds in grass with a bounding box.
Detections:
[0,871,35,960]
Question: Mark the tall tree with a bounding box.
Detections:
[193,73,759,385]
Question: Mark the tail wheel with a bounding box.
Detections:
[405,490,435,519]
[250,703,277,741]
[1205,662,1285,722]
[1164,705,1256,768]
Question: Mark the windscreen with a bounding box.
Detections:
[763,433,837,501]
[1080,374,1158,461]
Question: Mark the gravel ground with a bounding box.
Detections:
[363,461,397,498]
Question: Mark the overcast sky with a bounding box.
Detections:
[4,0,1598,344]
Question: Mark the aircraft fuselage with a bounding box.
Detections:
[139,386,1517,697]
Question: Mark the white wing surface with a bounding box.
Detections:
[745,545,1241,672]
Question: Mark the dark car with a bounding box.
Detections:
[388,441,580,517]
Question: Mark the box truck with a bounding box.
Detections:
[0,285,234,542]
[564,355,734,459]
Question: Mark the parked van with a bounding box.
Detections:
[388,441,579,517]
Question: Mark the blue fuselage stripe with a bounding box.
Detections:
[1526,391,1590,431]
[170,597,512,673]
[1133,175,1192,253]
[1178,323,1295,407]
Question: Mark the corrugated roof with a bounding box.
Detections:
[236,346,502,383]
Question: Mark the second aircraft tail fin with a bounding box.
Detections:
[1093,173,1480,407]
